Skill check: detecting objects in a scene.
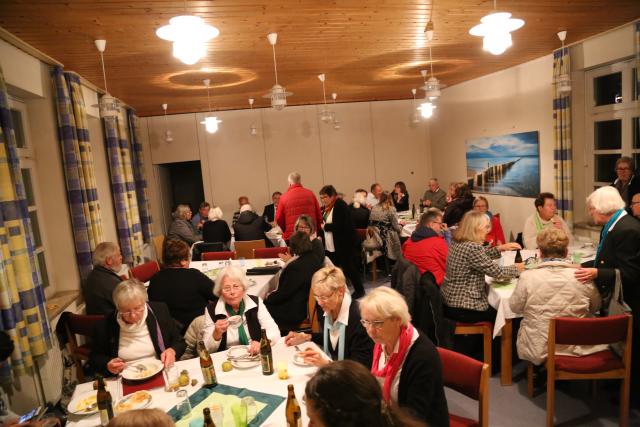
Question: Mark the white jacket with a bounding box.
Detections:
[509,260,606,365]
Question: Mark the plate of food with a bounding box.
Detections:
[115,390,152,413]
[226,346,260,369]
[121,358,164,381]
[68,390,99,415]
[292,352,313,367]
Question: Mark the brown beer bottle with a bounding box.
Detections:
[197,340,218,388]
[203,407,217,427]
[259,328,274,375]
[96,375,114,426]
[285,384,302,427]
[514,248,523,263]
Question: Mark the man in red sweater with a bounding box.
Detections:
[402,208,448,285]
[276,171,322,240]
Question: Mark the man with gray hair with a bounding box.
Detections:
[611,156,640,209]
[422,178,447,211]
[82,242,123,315]
[276,172,322,240]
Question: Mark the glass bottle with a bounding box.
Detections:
[285,384,302,427]
[203,407,217,427]
[259,329,273,375]
[197,340,218,388]
[96,375,114,426]
[514,248,523,264]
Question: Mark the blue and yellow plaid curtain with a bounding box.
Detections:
[51,67,104,279]
[0,65,51,382]
[553,47,573,226]
[127,110,152,243]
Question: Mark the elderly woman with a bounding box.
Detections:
[443,182,475,227]
[510,228,605,366]
[473,196,505,246]
[233,204,272,247]
[369,192,403,261]
[202,206,231,248]
[91,280,185,376]
[349,189,370,229]
[442,211,523,323]
[147,239,214,333]
[284,267,373,367]
[359,287,449,425]
[202,266,280,354]
[167,204,199,246]
[290,214,325,262]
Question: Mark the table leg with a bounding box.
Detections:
[500,318,513,386]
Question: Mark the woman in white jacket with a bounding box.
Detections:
[509,228,605,366]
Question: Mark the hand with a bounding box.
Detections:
[284,331,310,346]
[514,262,525,272]
[248,340,260,355]
[575,267,597,283]
[161,348,176,368]
[213,319,229,340]
[498,242,522,251]
[300,349,329,367]
[423,199,431,207]
[278,252,293,263]
[107,358,126,375]
[552,218,563,229]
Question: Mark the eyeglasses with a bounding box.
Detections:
[631,201,640,206]
[314,291,335,302]
[616,167,631,171]
[360,319,387,329]
[297,225,311,230]
[430,221,443,225]
[121,305,145,317]
[221,284,243,293]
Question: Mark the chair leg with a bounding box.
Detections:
[482,326,492,372]
[546,370,555,427]
[372,261,377,282]
[620,377,630,427]
[75,358,85,382]
[527,363,534,398]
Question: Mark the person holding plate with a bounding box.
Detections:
[202,266,280,354]
[284,267,373,367]
[91,280,186,376]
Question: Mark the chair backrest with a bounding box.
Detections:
[181,315,206,360]
[152,235,165,263]
[253,247,288,259]
[553,315,630,346]
[192,242,226,261]
[130,260,160,283]
[234,240,266,259]
[355,228,367,240]
[308,285,320,333]
[65,312,105,338]
[202,251,236,261]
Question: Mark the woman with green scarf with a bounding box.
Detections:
[202,266,281,354]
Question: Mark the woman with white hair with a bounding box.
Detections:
[202,205,231,249]
[167,204,199,246]
[202,266,280,354]
[91,280,185,376]
[349,189,370,229]
[359,287,449,426]
[233,204,273,247]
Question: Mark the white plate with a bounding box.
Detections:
[121,358,163,381]
[292,353,313,367]
[68,390,98,415]
[231,358,261,369]
[115,390,152,413]
[226,345,250,359]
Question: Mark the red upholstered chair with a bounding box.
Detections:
[62,312,104,382]
[438,347,490,427]
[454,321,492,372]
[253,247,288,259]
[202,251,237,261]
[129,260,160,283]
[545,315,632,427]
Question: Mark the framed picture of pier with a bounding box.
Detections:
[465,130,540,197]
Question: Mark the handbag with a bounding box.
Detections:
[362,226,383,251]
[607,269,631,356]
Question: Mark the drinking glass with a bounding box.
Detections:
[163,365,179,392]
[231,402,247,427]
[238,257,246,267]
[276,361,289,380]
[201,262,209,272]
[176,389,192,419]
[241,397,257,423]
[211,403,224,425]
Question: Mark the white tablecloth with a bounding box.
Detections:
[189,259,281,300]
[67,341,320,427]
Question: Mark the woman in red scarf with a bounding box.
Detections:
[359,287,450,426]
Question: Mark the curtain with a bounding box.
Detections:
[51,67,104,279]
[127,110,152,243]
[0,65,51,382]
[553,47,573,226]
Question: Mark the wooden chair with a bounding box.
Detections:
[296,284,321,333]
[355,228,377,281]
[253,246,288,259]
[62,312,104,382]
[202,251,236,261]
[438,347,490,427]
[129,260,160,283]
[545,315,632,427]
[152,235,165,263]
[454,321,493,372]
[234,240,266,259]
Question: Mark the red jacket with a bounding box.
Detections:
[402,231,448,285]
[276,184,322,240]
[485,213,506,246]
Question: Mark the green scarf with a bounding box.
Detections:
[225,300,249,345]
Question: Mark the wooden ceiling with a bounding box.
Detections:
[1,1,639,117]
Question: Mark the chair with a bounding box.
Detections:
[356,228,378,281]
[234,240,266,259]
[152,235,165,263]
[454,321,492,372]
[129,260,160,283]
[181,315,206,360]
[544,315,632,427]
[296,284,321,333]
[192,241,226,261]
[254,246,288,259]
[438,347,490,427]
[62,312,105,382]
[202,251,236,261]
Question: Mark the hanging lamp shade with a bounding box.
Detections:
[262,33,292,110]
[156,15,219,65]
[469,11,524,55]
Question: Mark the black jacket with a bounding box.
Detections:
[82,266,122,316]
[265,251,323,328]
[202,220,231,247]
[443,196,475,227]
[311,299,373,367]
[349,204,370,229]
[611,175,640,213]
[205,295,262,352]
[398,333,450,427]
[233,211,272,246]
[262,203,276,223]
[90,301,186,376]
[323,198,358,255]
[393,192,410,212]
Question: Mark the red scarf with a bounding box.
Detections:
[371,324,414,402]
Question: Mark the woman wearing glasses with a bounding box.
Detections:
[283,267,373,367]
[358,287,449,426]
[202,266,280,354]
[91,280,186,376]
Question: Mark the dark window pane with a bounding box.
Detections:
[10,109,26,148]
[594,120,621,150]
[20,169,35,206]
[29,211,42,247]
[595,154,619,182]
[634,117,639,149]
[37,252,49,289]
[634,153,640,173]
[594,72,622,106]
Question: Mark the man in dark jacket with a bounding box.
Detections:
[82,242,123,315]
[402,209,448,285]
[261,191,281,224]
[233,204,272,247]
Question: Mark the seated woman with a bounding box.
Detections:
[202,266,280,354]
[147,239,215,333]
[265,231,324,330]
[233,204,272,247]
[292,214,325,263]
[441,211,523,323]
[473,196,505,246]
[284,267,373,367]
[369,192,403,261]
[305,360,424,427]
[510,228,605,366]
[167,204,199,246]
[91,280,185,376]
[202,206,231,249]
[359,287,449,426]
[349,190,370,229]
[392,181,410,212]
[443,182,475,227]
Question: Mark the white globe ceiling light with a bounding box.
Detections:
[555,30,572,94]
[156,15,219,65]
[162,103,173,143]
[469,1,524,56]
[317,74,334,124]
[263,33,292,110]
[248,98,258,136]
[418,101,436,119]
[200,79,221,134]
[92,40,121,119]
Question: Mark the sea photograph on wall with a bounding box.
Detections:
[465,130,540,197]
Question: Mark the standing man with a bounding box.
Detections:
[402,209,448,286]
[631,193,640,219]
[366,183,382,208]
[232,196,250,227]
[612,156,640,209]
[82,242,123,315]
[522,192,573,249]
[191,202,211,232]
[422,178,447,211]
[262,191,282,225]
[277,172,322,241]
